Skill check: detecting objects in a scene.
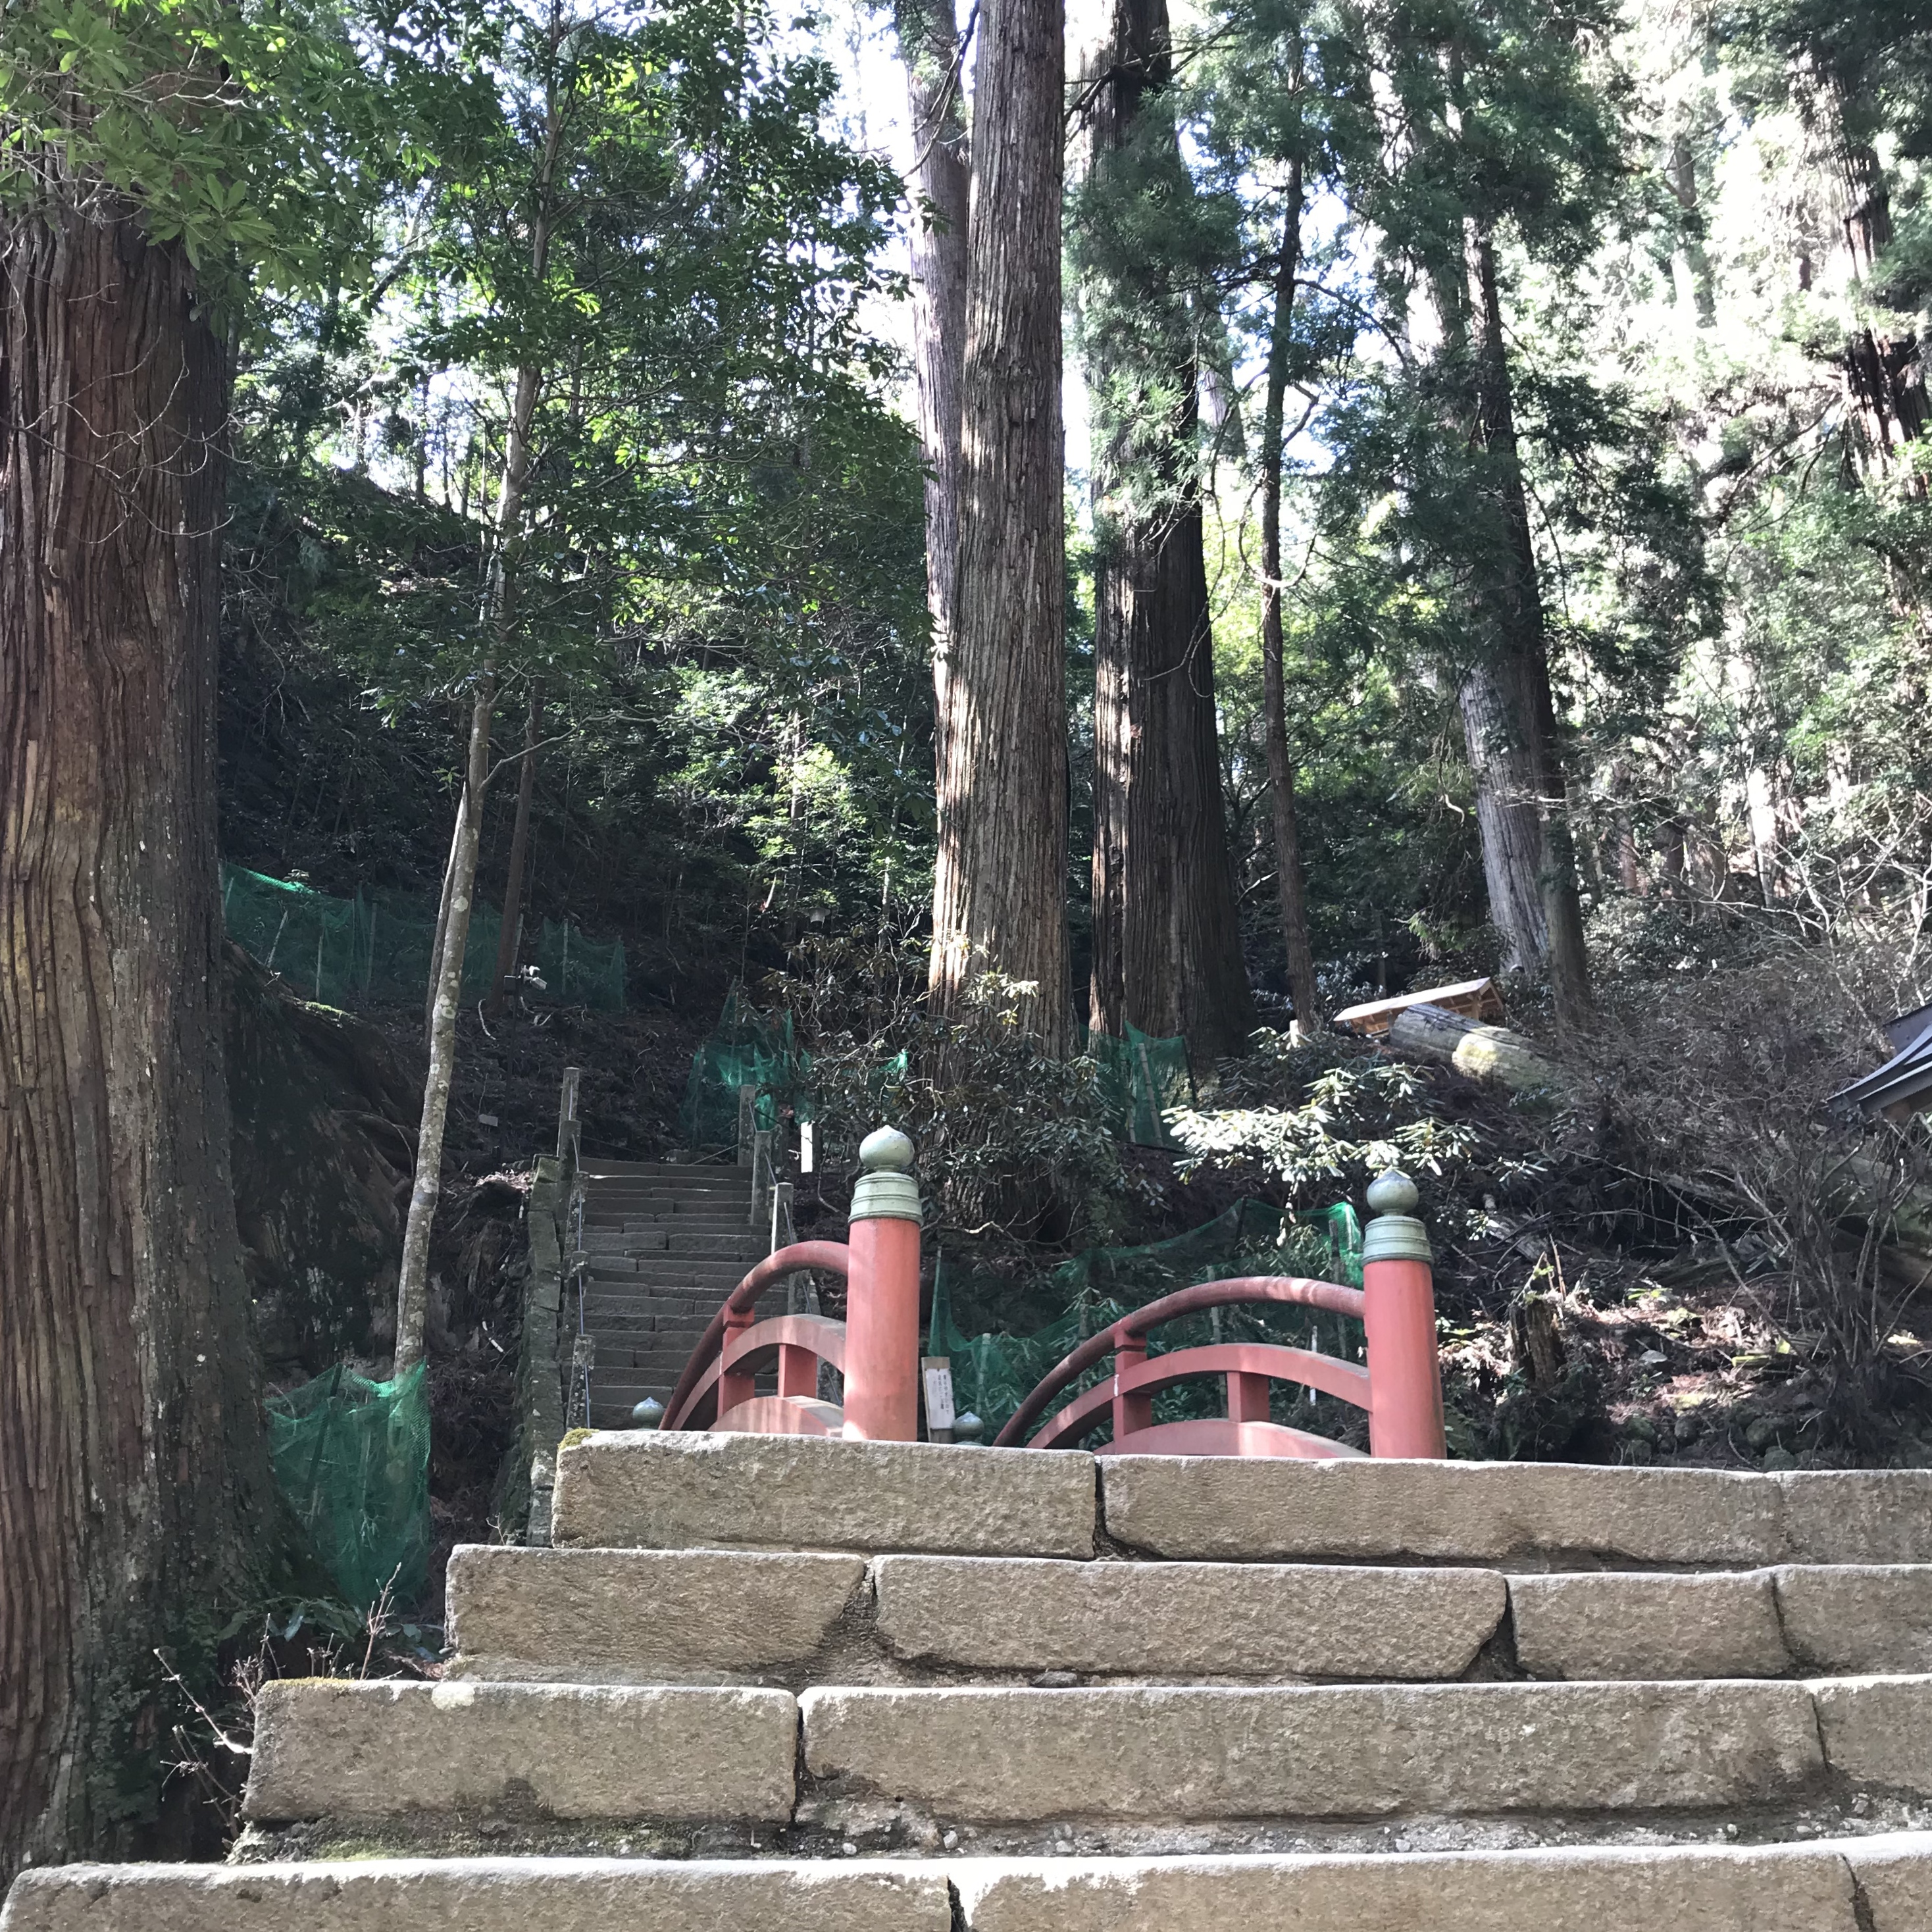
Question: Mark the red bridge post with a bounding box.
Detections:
[842,1127,923,1442]
[1361,1170,1446,1458]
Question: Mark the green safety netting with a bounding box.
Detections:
[1082,1025,1195,1148]
[680,993,1196,1156]
[267,1362,430,1611]
[929,1199,1364,1443]
[221,863,625,1011]
[679,986,815,1146]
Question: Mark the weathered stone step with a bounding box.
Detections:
[580,1258,759,1283]
[555,1432,1096,1558]
[13,1839,1931,1932]
[447,1547,1504,1685]
[582,1231,760,1256]
[245,1680,796,1825]
[798,1677,1931,1829]
[1100,1455,1932,1567]
[1512,1564,1932,1679]
[581,1159,746,1177]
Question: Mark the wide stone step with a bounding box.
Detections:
[13,1839,1932,1932]
[554,1431,1096,1558]
[797,1677,1929,1829]
[1100,1456,1932,1567]
[447,1547,1504,1685]
[245,1680,796,1825]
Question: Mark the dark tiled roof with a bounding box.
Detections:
[1835,1002,1932,1117]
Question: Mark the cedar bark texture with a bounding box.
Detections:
[0,206,276,1876]
[930,0,1070,1049]
[1258,155,1323,1030]
[892,0,969,748]
[1462,226,1592,1027]
[1083,0,1256,1059]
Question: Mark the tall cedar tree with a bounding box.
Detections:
[1079,0,1259,1057]
[930,0,1071,1046]
[0,190,283,1876]
[889,0,970,749]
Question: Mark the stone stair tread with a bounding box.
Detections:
[245,1680,796,1825]
[796,1676,1925,1827]
[14,1840,1932,1932]
[553,1431,1097,1559]
[1100,1457,1932,1567]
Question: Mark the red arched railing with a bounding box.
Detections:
[662,1242,853,1432]
[992,1277,1373,1457]
[659,1126,927,1440]
[993,1189,1446,1460]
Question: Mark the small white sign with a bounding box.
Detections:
[800,1121,816,1173]
[921,1356,957,1435]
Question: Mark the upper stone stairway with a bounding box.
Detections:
[572,1157,761,1427]
[10,1437,1932,1931]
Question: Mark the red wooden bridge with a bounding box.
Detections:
[661,1131,1445,1460]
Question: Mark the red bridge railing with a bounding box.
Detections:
[656,1141,1444,1462]
[992,1171,1446,1459]
[661,1128,923,1439]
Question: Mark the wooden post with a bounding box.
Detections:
[555,1065,581,1163]
[736,1084,755,1166]
[1361,1170,1446,1458]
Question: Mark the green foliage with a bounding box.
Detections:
[1169,1032,1482,1199]
[0,0,413,297]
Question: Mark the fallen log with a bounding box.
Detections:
[1386,1002,1567,1093]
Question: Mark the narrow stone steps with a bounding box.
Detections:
[14,1839,1932,1932]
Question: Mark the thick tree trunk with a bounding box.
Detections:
[1258,160,1323,1030]
[1458,655,1550,971]
[1082,0,1255,1058]
[890,0,969,757]
[930,0,1070,1050]
[486,681,543,1014]
[1462,226,1592,1028]
[0,207,278,1876]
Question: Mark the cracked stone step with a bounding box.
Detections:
[1099,1457,1932,1567]
[244,1681,796,1825]
[14,1839,1932,1932]
[553,1431,1096,1558]
[797,1680,1832,1824]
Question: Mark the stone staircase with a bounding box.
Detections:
[10,1438,1932,1929]
[572,1157,761,1427]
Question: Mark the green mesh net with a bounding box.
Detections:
[1082,1025,1195,1147]
[680,986,815,1147]
[267,1362,430,1611]
[221,863,624,1011]
[929,1199,1364,1442]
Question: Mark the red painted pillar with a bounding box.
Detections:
[1361,1171,1446,1458]
[842,1127,923,1442]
